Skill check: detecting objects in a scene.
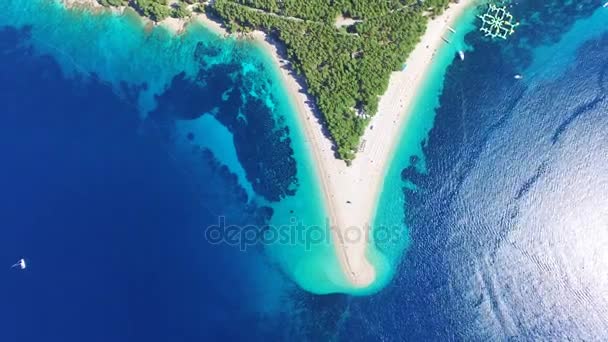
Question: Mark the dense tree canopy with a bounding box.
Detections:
[211,0,452,160]
[97,0,196,21]
[97,0,127,7]
[96,0,454,161]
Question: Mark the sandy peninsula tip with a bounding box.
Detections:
[252,0,473,289]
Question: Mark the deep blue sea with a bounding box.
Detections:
[1,0,607,340]
[0,21,282,342]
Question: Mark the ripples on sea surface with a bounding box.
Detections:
[0,0,607,340]
[0,0,344,340]
[341,1,608,340]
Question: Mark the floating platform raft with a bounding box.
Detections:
[478,4,519,39]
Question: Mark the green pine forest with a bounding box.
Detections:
[97,0,454,161]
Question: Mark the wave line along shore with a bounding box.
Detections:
[256,1,474,289]
[62,0,473,291]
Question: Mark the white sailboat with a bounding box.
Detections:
[11,258,26,270]
[458,50,465,61]
[514,74,523,80]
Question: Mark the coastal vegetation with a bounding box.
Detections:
[132,0,171,21]
[95,0,454,161]
[210,0,452,161]
[97,0,127,7]
[97,0,195,21]
[171,1,191,18]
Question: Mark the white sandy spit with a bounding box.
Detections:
[61,0,471,289]
[254,0,472,288]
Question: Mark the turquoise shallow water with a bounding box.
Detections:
[0,0,484,295]
[526,6,608,81]
[0,0,349,294]
[3,0,608,339]
[366,5,480,293]
[342,3,608,339]
[251,47,352,293]
[175,114,256,200]
[370,2,608,295]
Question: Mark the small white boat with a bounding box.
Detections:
[514,74,523,80]
[11,258,26,270]
[603,2,608,8]
[458,50,465,61]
